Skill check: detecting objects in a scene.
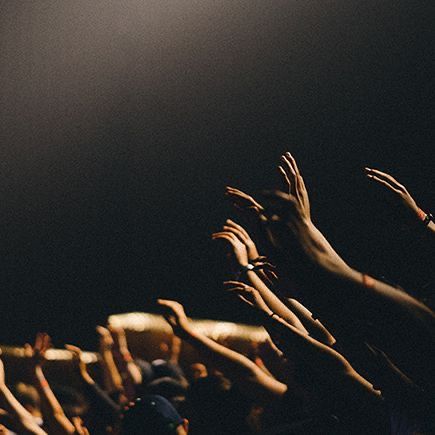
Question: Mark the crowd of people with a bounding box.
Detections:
[0,153,434,434]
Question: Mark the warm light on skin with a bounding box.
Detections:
[108,312,268,341]
[0,345,98,363]
[0,313,265,362]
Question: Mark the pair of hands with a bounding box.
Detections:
[224,152,311,224]
[22,333,91,384]
[223,153,333,275]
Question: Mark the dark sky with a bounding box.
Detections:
[0,0,433,347]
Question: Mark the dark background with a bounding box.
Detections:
[0,0,433,348]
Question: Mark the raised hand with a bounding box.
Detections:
[23,333,51,367]
[365,168,420,213]
[107,325,129,355]
[278,152,311,220]
[225,186,264,214]
[157,299,192,339]
[261,190,350,275]
[224,281,273,316]
[222,219,259,260]
[65,344,93,384]
[0,355,48,435]
[211,229,249,267]
[96,326,114,350]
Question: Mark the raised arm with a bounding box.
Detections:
[284,298,336,346]
[260,187,435,390]
[213,221,307,333]
[365,167,435,233]
[65,345,120,430]
[24,334,76,435]
[227,284,380,402]
[156,299,287,404]
[96,326,125,402]
[108,325,142,400]
[0,358,47,435]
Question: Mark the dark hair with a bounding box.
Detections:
[122,395,184,435]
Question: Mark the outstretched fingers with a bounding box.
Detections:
[278,165,291,192]
[367,174,402,194]
[279,155,296,196]
[224,282,255,307]
[222,225,248,243]
[212,231,242,251]
[225,186,264,211]
[284,152,300,175]
[365,168,405,193]
[225,219,250,239]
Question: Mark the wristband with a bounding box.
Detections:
[417,208,434,226]
[239,263,255,273]
[417,208,426,221]
[423,213,434,226]
[236,263,255,279]
[39,379,49,388]
[123,352,133,363]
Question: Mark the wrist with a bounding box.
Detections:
[417,208,426,221]
[122,351,134,363]
[239,263,255,272]
[416,208,434,226]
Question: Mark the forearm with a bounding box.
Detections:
[416,208,435,233]
[112,350,136,401]
[245,270,308,333]
[100,348,124,394]
[33,366,75,434]
[310,263,435,324]
[0,385,47,435]
[284,298,336,346]
[126,361,142,385]
[257,341,292,383]
[297,263,435,386]
[262,314,377,397]
[183,327,287,402]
